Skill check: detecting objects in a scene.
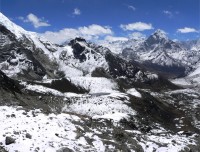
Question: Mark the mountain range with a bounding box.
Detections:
[0,12,200,152]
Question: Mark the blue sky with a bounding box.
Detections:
[0,0,199,43]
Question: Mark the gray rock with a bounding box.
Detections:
[56,147,74,152]
[0,146,8,152]
[25,133,32,139]
[5,136,15,145]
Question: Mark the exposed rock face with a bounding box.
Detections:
[0,25,44,79]
[0,23,61,80]
[0,70,20,93]
[69,38,87,62]
[105,51,140,78]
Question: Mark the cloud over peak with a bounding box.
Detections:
[120,22,153,31]
[104,36,128,42]
[79,24,112,35]
[129,32,146,39]
[42,24,113,44]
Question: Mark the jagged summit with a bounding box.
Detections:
[146,29,169,45]
[153,29,168,39]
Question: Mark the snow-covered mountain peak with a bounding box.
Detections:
[0,12,28,39]
[144,29,170,48]
[0,12,44,43]
[151,29,168,41]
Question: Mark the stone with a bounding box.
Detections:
[56,147,74,152]
[5,136,15,145]
[26,133,32,139]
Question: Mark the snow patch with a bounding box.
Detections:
[126,88,142,98]
[92,112,130,122]
[70,77,118,93]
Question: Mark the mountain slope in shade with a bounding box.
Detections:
[0,70,20,93]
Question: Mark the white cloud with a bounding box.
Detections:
[73,8,81,15]
[79,24,112,35]
[42,24,113,44]
[163,10,173,18]
[128,32,146,39]
[128,5,136,11]
[41,28,79,44]
[104,36,128,42]
[120,22,153,31]
[27,13,50,28]
[19,13,50,28]
[177,27,198,33]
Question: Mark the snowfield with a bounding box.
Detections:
[0,106,105,152]
[20,80,135,119]
[20,81,64,96]
[0,106,197,152]
[69,77,118,93]
[62,93,136,117]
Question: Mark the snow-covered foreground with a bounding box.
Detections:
[0,106,198,152]
[0,106,109,152]
[1,82,200,152]
[1,75,200,152]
